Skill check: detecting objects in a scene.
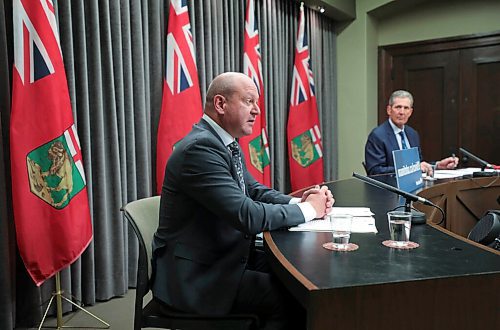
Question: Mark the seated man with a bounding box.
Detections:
[152,72,334,330]
[364,90,458,176]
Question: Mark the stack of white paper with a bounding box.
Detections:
[425,167,499,180]
[289,207,378,233]
[434,167,482,179]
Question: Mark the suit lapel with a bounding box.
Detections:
[406,129,418,147]
[197,119,247,194]
[384,121,399,152]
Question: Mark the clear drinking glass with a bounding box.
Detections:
[387,211,412,247]
[430,163,437,179]
[329,214,353,250]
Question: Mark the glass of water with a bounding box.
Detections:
[329,214,353,250]
[387,211,412,247]
[430,163,437,179]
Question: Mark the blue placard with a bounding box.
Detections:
[392,147,423,193]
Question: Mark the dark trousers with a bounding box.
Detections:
[230,249,306,330]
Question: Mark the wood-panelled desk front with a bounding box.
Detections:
[264,177,500,330]
[416,175,500,238]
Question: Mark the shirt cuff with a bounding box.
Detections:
[289,198,316,222]
[296,202,317,222]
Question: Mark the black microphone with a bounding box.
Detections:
[352,172,435,207]
[459,147,499,170]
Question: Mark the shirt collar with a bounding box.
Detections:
[202,113,235,147]
[388,118,405,134]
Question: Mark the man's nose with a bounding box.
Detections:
[252,103,260,115]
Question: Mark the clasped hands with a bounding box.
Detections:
[300,185,335,219]
[421,156,459,176]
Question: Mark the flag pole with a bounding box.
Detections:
[38,272,110,329]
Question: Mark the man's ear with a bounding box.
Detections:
[407,107,413,117]
[386,105,392,116]
[213,94,226,114]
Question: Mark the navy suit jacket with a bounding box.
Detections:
[151,119,305,315]
[364,120,422,175]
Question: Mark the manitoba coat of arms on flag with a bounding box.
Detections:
[26,125,87,209]
[290,125,323,168]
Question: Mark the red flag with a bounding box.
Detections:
[287,4,324,191]
[240,0,271,186]
[156,0,202,194]
[10,0,92,286]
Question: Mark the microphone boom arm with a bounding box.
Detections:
[352,172,433,206]
[459,147,496,170]
[352,172,446,225]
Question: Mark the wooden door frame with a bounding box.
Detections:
[378,31,500,123]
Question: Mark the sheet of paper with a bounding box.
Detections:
[328,207,374,217]
[433,167,483,179]
[289,216,378,233]
[423,167,500,180]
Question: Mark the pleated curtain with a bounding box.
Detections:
[0,0,337,328]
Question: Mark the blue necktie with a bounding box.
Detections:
[228,141,246,194]
[399,131,408,150]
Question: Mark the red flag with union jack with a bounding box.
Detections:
[239,0,271,186]
[156,0,202,194]
[287,4,324,191]
[10,0,92,286]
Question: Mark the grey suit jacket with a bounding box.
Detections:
[151,119,305,315]
[364,120,422,175]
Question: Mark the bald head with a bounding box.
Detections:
[205,72,253,112]
[204,72,260,138]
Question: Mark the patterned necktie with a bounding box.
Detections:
[399,131,408,150]
[228,141,246,194]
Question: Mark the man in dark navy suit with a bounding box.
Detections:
[152,72,334,330]
[364,90,458,176]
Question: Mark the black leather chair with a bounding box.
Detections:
[121,196,259,330]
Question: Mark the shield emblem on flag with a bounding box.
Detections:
[26,134,86,209]
[290,129,322,168]
[248,135,270,173]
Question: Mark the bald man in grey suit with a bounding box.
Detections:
[152,72,333,329]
